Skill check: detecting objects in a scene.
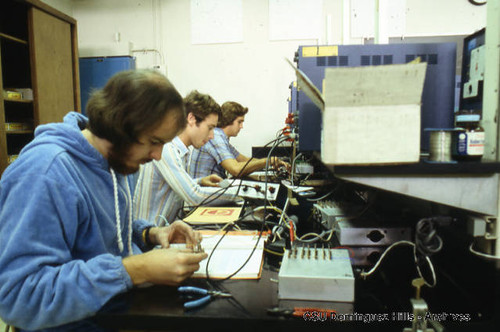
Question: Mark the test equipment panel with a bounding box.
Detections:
[293,43,456,153]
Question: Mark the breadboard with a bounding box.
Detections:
[278,248,354,302]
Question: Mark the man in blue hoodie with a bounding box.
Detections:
[0,69,208,331]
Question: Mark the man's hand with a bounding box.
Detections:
[123,248,208,286]
[200,174,223,187]
[149,221,202,249]
[270,157,291,171]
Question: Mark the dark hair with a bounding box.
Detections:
[218,101,248,128]
[86,69,186,152]
[183,90,221,124]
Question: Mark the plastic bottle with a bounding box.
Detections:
[452,110,484,161]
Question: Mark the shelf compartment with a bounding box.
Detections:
[0,38,31,88]
[4,101,33,124]
[0,2,29,41]
[4,98,33,103]
[5,122,32,131]
[0,32,27,45]
[6,130,33,135]
[6,133,34,155]
[7,154,19,165]
[3,87,33,101]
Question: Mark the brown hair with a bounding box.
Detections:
[183,90,221,124]
[86,69,186,153]
[218,101,248,128]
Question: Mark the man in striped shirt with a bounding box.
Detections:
[189,101,290,179]
[133,91,241,225]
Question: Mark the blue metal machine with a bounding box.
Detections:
[460,28,485,112]
[79,56,136,115]
[294,43,456,152]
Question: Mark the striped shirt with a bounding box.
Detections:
[133,136,240,226]
[189,128,240,179]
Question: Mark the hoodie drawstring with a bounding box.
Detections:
[110,168,133,256]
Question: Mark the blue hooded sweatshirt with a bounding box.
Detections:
[0,112,152,331]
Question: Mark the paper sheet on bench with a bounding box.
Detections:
[194,232,266,279]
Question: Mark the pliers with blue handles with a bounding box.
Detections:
[178,286,232,309]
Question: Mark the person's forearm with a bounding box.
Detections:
[123,255,148,285]
[236,153,250,163]
[232,158,267,176]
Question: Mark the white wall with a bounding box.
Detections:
[71,0,342,155]
[48,0,486,156]
[74,0,157,60]
[405,0,485,37]
[158,0,344,155]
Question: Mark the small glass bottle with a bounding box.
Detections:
[452,110,484,161]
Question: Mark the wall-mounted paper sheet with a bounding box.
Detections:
[191,0,243,44]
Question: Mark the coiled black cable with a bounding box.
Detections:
[415,218,443,257]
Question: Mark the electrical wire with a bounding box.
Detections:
[414,246,437,288]
[199,133,293,282]
[252,205,283,214]
[299,172,312,184]
[184,135,289,214]
[252,134,290,240]
[360,240,415,278]
[306,187,337,202]
[270,229,282,242]
[207,225,266,282]
[469,242,500,260]
[468,0,486,5]
[331,198,374,223]
[360,217,444,288]
[288,220,295,243]
[264,247,284,256]
[257,135,290,251]
[290,152,302,187]
[202,135,292,282]
[155,214,169,226]
[204,228,230,280]
[415,218,443,256]
[202,203,274,281]
[297,229,334,243]
[359,240,437,288]
[333,246,356,260]
[203,278,252,317]
[198,134,288,207]
[201,221,240,235]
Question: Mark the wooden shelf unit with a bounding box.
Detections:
[4,98,33,103]
[0,32,28,45]
[6,130,33,135]
[0,0,80,175]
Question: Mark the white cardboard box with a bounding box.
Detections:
[321,63,427,165]
[289,59,427,165]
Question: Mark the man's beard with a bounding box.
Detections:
[107,146,139,175]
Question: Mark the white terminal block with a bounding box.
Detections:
[295,162,314,174]
[313,202,346,229]
[278,248,354,302]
